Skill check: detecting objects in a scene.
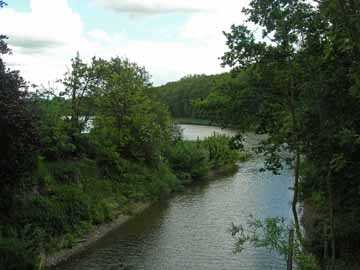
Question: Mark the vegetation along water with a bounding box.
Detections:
[1,0,360,269]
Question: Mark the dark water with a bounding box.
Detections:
[55,125,292,270]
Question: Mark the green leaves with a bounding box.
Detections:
[222,25,266,69]
[219,0,360,266]
[89,57,172,165]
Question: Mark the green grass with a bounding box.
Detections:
[0,157,183,269]
[0,135,248,269]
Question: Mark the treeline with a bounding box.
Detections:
[194,0,359,269]
[0,26,243,270]
[151,73,239,123]
[152,74,219,119]
[152,71,260,129]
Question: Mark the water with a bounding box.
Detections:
[180,124,237,140]
[54,125,293,270]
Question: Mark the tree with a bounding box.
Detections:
[152,73,230,121]
[0,19,38,218]
[90,57,172,166]
[218,0,360,266]
[61,53,98,136]
[222,0,315,244]
[298,1,360,266]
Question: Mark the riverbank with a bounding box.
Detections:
[43,202,151,268]
[43,202,150,268]
[45,162,242,269]
[52,148,293,270]
[0,127,244,270]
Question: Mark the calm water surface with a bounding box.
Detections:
[54,125,292,270]
[180,124,236,140]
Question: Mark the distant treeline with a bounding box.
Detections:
[152,72,259,129]
[152,74,229,124]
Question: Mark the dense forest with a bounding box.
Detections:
[156,0,360,269]
[152,72,257,128]
[1,0,360,269]
[152,73,235,124]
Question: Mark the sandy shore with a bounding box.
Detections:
[44,202,150,268]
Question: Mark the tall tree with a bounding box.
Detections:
[218,0,360,266]
[0,11,39,218]
[61,53,98,136]
[222,0,315,243]
[91,57,171,164]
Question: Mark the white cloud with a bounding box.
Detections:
[114,40,229,84]
[0,0,252,87]
[0,0,107,87]
[88,29,124,43]
[89,0,251,83]
[92,0,215,14]
[0,0,83,52]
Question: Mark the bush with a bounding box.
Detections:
[23,186,92,236]
[48,162,81,184]
[25,195,68,236]
[201,135,240,169]
[166,135,243,183]
[53,186,93,226]
[0,237,40,270]
[167,141,209,182]
[146,163,181,198]
[36,99,77,161]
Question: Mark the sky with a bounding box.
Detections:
[0,0,251,86]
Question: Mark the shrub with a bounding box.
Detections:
[47,162,81,184]
[25,195,68,235]
[0,237,40,270]
[146,163,181,198]
[52,186,93,228]
[24,186,92,236]
[167,141,209,182]
[201,135,240,169]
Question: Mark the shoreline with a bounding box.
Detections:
[43,202,151,268]
[43,164,241,269]
[173,117,219,127]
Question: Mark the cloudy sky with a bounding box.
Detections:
[0,0,250,86]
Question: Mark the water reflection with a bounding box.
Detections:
[179,124,236,140]
[54,126,292,270]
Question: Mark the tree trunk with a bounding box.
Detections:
[325,167,336,269]
[292,149,304,244]
[289,71,304,245]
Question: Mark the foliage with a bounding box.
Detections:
[167,140,210,182]
[0,45,190,267]
[33,96,77,160]
[90,57,172,165]
[0,236,40,270]
[152,73,241,125]
[201,135,240,168]
[230,217,320,270]
[61,53,99,137]
[167,134,242,183]
[196,0,360,266]
[0,24,39,218]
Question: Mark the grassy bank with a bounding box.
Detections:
[44,202,150,268]
[0,134,247,270]
[1,158,181,270]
